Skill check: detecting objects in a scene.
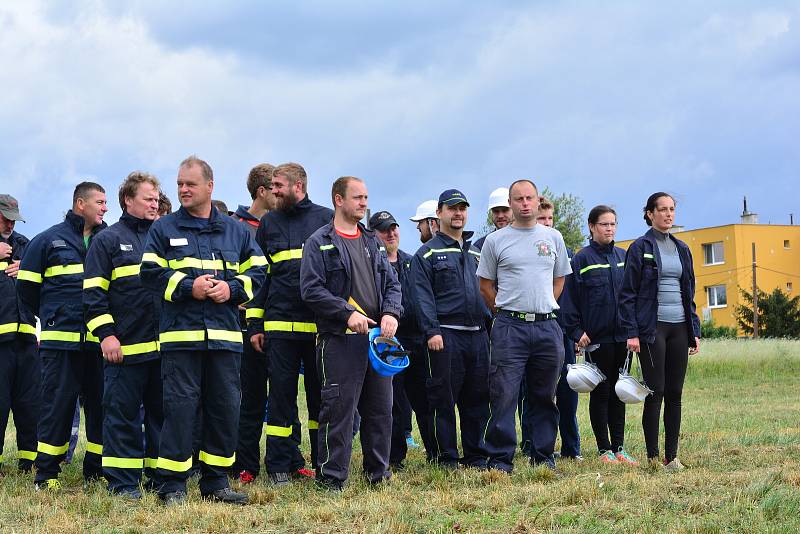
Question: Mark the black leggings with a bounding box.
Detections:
[639,322,689,461]
[587,342,628,453]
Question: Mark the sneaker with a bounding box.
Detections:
[599,450,619,464]
[562,455,584,462]
[237,470,256,485]
[406,435,420,449]
[269,471,291,487]
[160,490,187,506]
[615,448,639,466]
[293,468,316,480]
[664,458,685,472]
[34,479,61,491]
[202,487,248,505]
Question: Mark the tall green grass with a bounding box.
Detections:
[1,339,799,532]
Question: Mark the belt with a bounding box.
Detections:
[440,324,481,332]
[498,309,556,322]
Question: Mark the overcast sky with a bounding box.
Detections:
[2,1,798,243]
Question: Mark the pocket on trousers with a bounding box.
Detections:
[319,384,340,423]
[425,376,446,409]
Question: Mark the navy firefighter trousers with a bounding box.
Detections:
[485,314,564,472]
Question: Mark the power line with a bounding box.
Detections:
[756,266,800,279]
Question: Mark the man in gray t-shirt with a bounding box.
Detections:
[477,179,572,473]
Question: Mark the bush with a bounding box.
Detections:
[700,319,737,339]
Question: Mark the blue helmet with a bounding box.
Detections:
[368,327,410,377]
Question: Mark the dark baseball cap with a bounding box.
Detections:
[0,194,24,222]
[438,189,470,207]
[369,210,398,231]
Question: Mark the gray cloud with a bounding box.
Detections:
[1,1,798,242]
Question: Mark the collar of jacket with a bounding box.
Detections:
[120,211,153,233]
[234,205,260,222]
[1,230,28,247]
[644,227,681,248]
[434,230,474,249]
[589,239,615,254]
[324,219,374,240]
[65,209,107,236]
[175,205,224,231]
[277,195,315,216]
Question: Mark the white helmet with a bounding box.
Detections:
[487,187,510,210]
[566,362,606,393]
[566,346,606,393]
[615,352,654,404]
[410,200,439,222]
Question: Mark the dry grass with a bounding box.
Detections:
[2,339,799,532]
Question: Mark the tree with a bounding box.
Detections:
[541,186,585,252]
[734,287,800,338]
[475,186,586,251]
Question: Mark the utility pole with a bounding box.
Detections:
[752,242,758,339]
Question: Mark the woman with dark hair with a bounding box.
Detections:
[563,205,637,465]
[619,192,701,471]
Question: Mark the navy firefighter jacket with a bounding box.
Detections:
[246,196,333,340]
[299,222,402,336]
[139,206,266,353]
[562,240,627,344]
[0,230,36,344]
[393,248,423,343]
[83,212,161,364]
[17,210,107,351]
[618,228,701,347]
[411,231,491,340]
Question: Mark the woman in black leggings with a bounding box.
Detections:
[564,205,636,465]
[619,192,701,471]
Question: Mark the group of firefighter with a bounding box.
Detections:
[0,156,701,505]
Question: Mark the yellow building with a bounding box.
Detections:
[616,220,800,334]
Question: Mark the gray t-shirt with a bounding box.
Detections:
[476,224,572,313]
[341,231,380,321]
[655,232,685,323]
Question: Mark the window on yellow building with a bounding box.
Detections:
[707,285,727,308]
[788,282,794,292]
[785,239,791,249]
[702,242,724,265]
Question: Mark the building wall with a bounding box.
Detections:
[615,224,800,333]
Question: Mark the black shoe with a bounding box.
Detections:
[160,490,187,506]
[143,478,163,493]
[201,487,248,505]
[112,487,142,500]
[269,472,290,487]
[389,461,405,472]
[315,476,344,492]
[533,457,557,471]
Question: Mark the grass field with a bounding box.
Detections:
[1,339,799,533]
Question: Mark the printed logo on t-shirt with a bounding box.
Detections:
[535,240,554,258]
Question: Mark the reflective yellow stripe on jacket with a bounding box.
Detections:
[264,321,317,333]
[44,264,84,277]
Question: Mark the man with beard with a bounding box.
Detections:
[300,176,402,490]
[474,187,511,251]
[18,182,108,489]
[409,200,440,244]
[0,195,40,473]
[411,189,492,469]
[369,210,433,469]
[247,163,333,486]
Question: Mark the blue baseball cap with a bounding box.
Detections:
[438,189,470,207]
